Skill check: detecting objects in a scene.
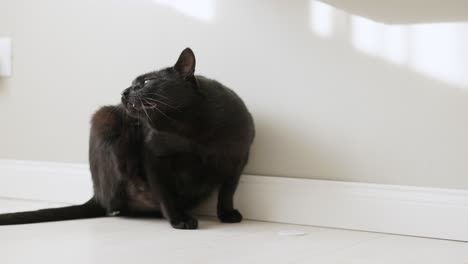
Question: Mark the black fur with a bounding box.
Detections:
[0,48,255,229]
[0,199,106,225]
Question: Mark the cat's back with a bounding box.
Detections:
[197,76,243,104]
[196,76,255,149]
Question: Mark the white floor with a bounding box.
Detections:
[1,199,468,264]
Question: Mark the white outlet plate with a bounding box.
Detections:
[0,37,12,77]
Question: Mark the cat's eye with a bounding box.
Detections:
[144,79,151,85]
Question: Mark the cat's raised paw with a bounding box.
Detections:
[218,209,243,223]
[170,217,198,229]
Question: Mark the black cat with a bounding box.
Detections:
[0,48,255,229]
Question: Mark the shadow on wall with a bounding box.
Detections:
[320,0,468,24]
[0,78,12,99]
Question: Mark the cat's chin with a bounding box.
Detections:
[123,104,156,126]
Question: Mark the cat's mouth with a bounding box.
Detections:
[122,95,158,115]
[127,102,138,111]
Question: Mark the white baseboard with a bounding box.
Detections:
[0,159,467,241]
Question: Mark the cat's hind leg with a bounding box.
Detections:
[217,172,243,223]
[216,155,249,223]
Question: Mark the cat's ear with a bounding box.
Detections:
[174,48,196,78]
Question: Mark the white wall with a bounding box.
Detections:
[0,0,467,189]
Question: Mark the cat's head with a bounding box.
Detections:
[121,48,199,125]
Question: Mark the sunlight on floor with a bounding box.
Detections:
[309,0,468,88]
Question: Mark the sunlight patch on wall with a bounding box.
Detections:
[351,16,468,87]
[350,16,383,57]
[351,16,408,65]
[309,1,334,37]
[408,23,466,87]
[381,25,408,65]
[309,1,468,88]
[152,0,215,22]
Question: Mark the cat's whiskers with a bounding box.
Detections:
[141,92,175,105]
[141,97,176,122]
[138,97,154,124]
[146,93,184,109]
[154,105,176,122]
[141,96,180,111]
[140,98,158,109]
[143,92,170,100]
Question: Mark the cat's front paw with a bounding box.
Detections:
[170,216,198,230]
[218,209,243,223]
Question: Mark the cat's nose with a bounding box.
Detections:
[121,88,131,98]
[121,88,131,105]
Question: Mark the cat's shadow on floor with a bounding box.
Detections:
[119,215,222,230]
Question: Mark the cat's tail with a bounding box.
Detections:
[0,198,107,225]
